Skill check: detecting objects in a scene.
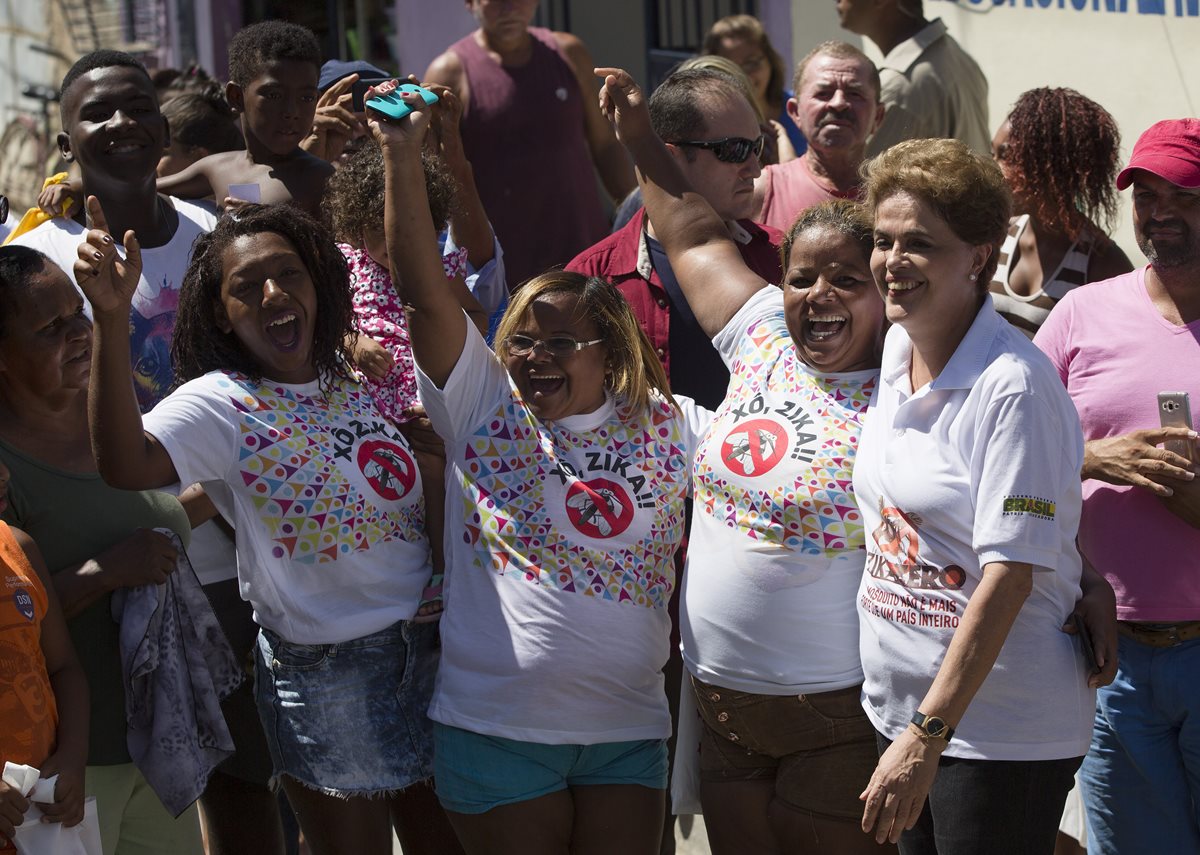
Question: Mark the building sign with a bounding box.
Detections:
[938,0,1198,17]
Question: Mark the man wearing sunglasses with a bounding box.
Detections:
[754,41,884,233]
[567,67,782,412]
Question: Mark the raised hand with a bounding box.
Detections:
[365,80,433,151]
[301,73,363,162]
[73,196,141,317]
[593,67,653,145]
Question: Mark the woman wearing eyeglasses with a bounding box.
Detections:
[366,82,711,855]
[598,68,891,854]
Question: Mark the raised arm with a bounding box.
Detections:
[73,196,179,490]
[370,84,468,387]
[559,36,635,203]
[424,82,495,271]
[596,68,768,338]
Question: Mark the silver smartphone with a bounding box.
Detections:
[1158,391,1195,463]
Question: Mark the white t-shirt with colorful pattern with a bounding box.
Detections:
[681,287,877,695]
[145,370,430,644]
[418,326,709,744]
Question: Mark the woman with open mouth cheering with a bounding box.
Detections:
[72,199,461,855]
[597,67,892,855]
[366,79,710,855]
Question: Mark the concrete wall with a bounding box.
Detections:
[790,0,1200,259]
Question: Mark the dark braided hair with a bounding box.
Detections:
[171,204,355,389]
[999,88,1121,240]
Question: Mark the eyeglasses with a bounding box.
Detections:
[671,134,766,164]
[504,334,604,357]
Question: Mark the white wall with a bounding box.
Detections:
[790,0,1200,259]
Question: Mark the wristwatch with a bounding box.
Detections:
[910,710,955,742]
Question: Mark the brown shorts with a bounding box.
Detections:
[691,676,878,821]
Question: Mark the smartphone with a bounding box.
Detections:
[1158,391,1195,463]
[1072,613,1099,675]
[351,77,393,112]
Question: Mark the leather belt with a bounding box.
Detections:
[1117,620,1200,648]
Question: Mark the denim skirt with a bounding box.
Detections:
[254,619,438,797]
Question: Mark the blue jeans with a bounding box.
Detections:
[1080,634,1200,854]
[254,620,439,797]
[876,733,1080,855]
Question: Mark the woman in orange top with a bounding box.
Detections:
[0,457,88,849]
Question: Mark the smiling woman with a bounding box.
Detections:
[75,203,463,855]
[599,67,890,855]
[370,81,712,855]
[853,139,1106,855]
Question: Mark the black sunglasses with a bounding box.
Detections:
[671,134,766,164]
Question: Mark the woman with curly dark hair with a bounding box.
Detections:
[989,88,1133,337]
[72,198,463,855]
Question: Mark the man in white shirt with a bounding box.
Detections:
[836,0,990,157]
[11,49,217,411]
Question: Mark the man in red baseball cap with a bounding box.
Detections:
[1035,116,1200,854]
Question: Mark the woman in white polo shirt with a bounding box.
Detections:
[854,139,1105,855]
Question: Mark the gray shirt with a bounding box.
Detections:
[867,18,990,157]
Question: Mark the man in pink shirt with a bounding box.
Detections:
[1035,118,1200,855]
[753,41,883,233]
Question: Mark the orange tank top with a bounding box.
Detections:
[0,522,57,767]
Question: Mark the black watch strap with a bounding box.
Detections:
[911,710,955,742]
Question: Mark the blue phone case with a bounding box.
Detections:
[365,83,439,120]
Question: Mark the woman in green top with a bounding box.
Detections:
[0,245,202,855]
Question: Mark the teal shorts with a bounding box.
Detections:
[432,723,668,814]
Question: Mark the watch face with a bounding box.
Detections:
[926,716,947,734]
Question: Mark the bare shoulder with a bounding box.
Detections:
[8,525,50,579]
[553,30,593,67]
[425,49,465,91]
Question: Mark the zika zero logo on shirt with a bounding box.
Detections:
[565,478,634,539]
[357,439,417,502]
[717,394,820,481]
[546,446,657,548]
[721,418,787,477]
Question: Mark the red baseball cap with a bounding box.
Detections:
[1116,118,1200,190]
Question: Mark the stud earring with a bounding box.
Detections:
[968,273,977,281]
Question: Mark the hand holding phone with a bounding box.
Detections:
[366,83,439,121]
[351,76,392,113]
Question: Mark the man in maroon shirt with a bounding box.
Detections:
[425,0,634,286]
[567,67,783,411]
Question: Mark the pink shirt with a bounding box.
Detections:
[341,244,467,425]
[1035,268,1200,621]
[758,156,859,233]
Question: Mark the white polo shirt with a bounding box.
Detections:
[854,296,1093,761]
